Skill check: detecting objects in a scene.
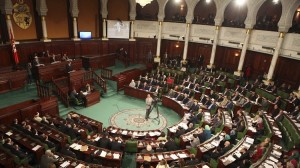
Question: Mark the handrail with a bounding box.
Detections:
[92,71,107,93]
[36,81,51,98]
[101,68,113,79]
[52,77,69,107]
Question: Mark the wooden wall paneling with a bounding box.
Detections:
[108,39,130,54]
[136,38,157,64]
[187,43,212,66]
[80,41,100,56]
[20,104,40,120]
[18,42,45,63]
[101,41,109,55]
[275,57,300,88]
[0,110,22,125]
[74,42,81,58]
[161,40,184,59]
[50,41,76,58]
[214,46,225,69]
[0,45,12,67]
[129,41,136,63]
[40,97,59,116]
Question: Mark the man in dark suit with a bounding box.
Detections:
[98,134,111,149]
[174,126,185,138]
[110,137,123,152]
[189,101,199,113]
[155,143,166,152]
[164,137,179,151]
[60,144,76,158]
[182,94,189,104]
[66,61,73,73]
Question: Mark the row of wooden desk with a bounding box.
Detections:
[0,70,27,94]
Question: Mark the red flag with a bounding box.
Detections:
[10,29,19,64]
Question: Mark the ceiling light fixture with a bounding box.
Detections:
[175,0,181,3]
[205,0,211,3]
[136,0,153,8]
[235,0,246,6]
[272,0,279,4]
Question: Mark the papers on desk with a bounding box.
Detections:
[75,164,85,168]
[271,150,282,158]
[170,154,178,160]
[5,131,13,136]
[157,154,164,160]
[122,130,128,135]
[100,150,107,157]
[70,143,82,150]
[80,145,88,152]
[203,165,210,168]
[269,156,278,163]
[111,129,117,133]
[113,153,120,159]
[144,156,151,162]
[211,140,220,147]
[60,161,70,168]
[234,151,242,158]
[94,136,100,141]
[54,155,59,159]
[32,145,41,151]
[245,137,254,144]
[178,153,188,158]
[149,131,161,136]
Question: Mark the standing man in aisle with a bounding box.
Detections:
[145,94,153,121]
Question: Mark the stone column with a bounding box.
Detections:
[6,14,13,37]
[182,23,190,65]
[264,32,285,85]
[154,21,162,64]
[208,26,220,69]
[0,0,14,42]
[36,0,50,42]
[40,16,50,41]
[234,29,251,76]
[69,0,80,41]
[100,0,108,40]
[129,20,135,41]
[102,18,107,40]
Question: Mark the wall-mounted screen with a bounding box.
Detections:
[107,20,130,39]
[79,31,92,39]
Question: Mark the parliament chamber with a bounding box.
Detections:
[0,0,300,168]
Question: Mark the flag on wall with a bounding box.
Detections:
[10,29,19,65]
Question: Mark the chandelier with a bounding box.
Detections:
[136,0,153,7]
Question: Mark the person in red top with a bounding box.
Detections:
[251,141,267,162]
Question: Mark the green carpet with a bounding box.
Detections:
[0,63,182,168]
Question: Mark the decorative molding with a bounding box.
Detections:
[0,0,13,15]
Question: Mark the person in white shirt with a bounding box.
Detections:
[129,79,136,88]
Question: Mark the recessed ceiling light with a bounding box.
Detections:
[272,0,279,4]
[205,0,211,3]
[235,0,246,6]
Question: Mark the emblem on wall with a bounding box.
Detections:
[13,0,32,29]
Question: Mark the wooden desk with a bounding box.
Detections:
[218,136,254,168]
[70,141,123,167]
[107,126,161,140]
[135,149,191,168]
[35,59,82,82]
[0,97,59,125]
[0,148,14,168]
[161,96,188,117]
[0,125,45,162]
[124,85,154,100]
[54,152,103,168]
[0,70,27,94]
[85,90,100,107]
[69,111,103,132]
[81,54,116,70]
[29,120,69,149]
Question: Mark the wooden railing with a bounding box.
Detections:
[101,68,113,79]
[36,81,51,98]
[52,77,69,107]
[92,71,107,93]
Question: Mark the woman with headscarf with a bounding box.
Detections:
[156,159,169,168]
[204,125,212,141]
